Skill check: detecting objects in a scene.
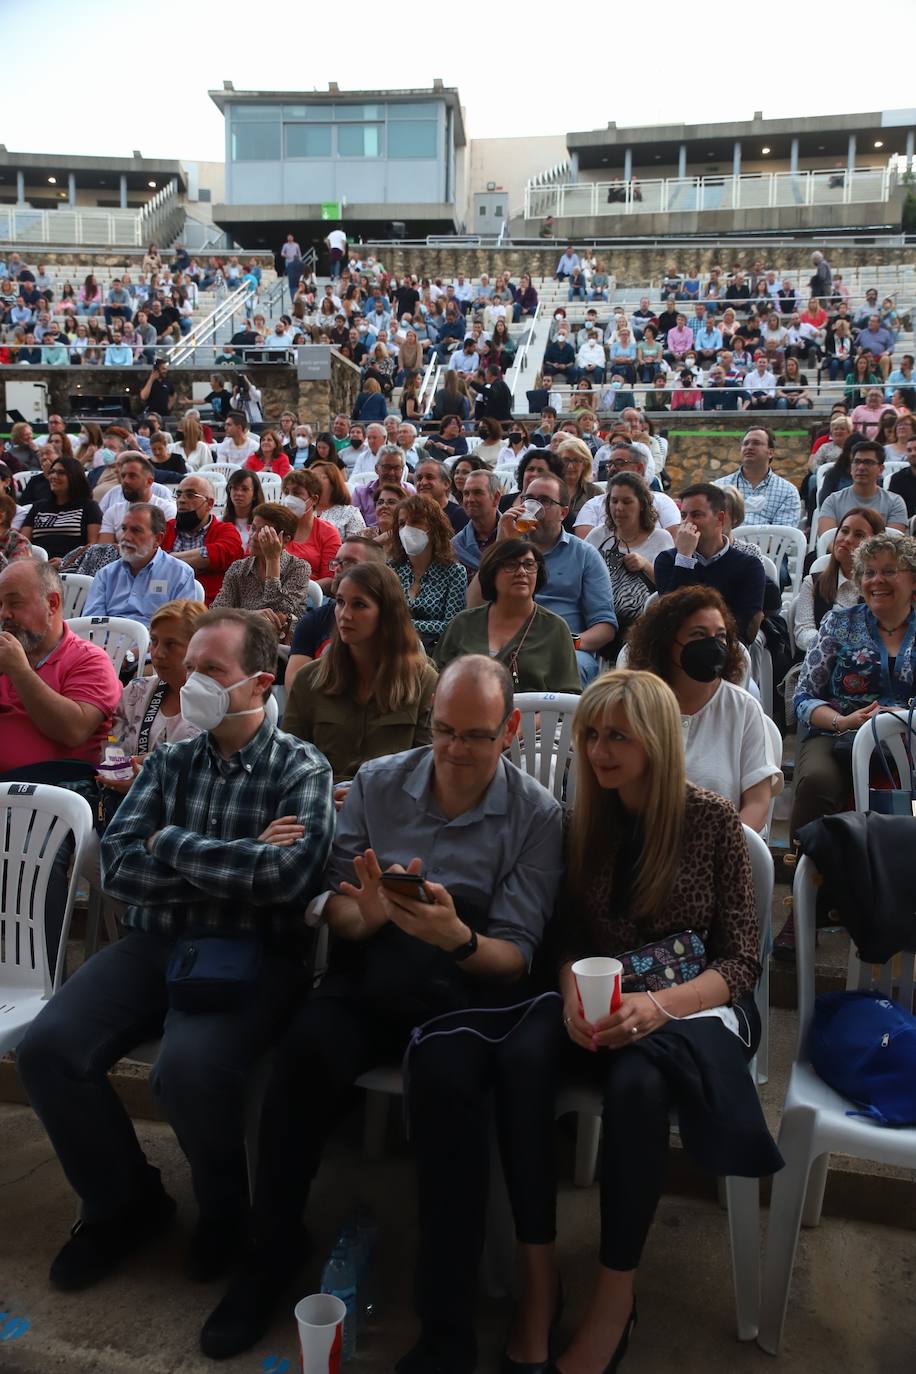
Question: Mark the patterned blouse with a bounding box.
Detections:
[320,503,367,540]
[556,785,760,1001]
[211,550,312,638]
[794,602,916,733]
[390,557,468,647]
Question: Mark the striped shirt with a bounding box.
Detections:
[100,720,334,942]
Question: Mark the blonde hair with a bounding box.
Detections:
[149,598,209,636]
[569,670,685,919]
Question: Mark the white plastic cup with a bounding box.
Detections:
[295,1293,346,1374]
[572,956,623,1023]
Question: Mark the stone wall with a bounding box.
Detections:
[359,242,916,287]
[654,411,820,492]
[0,350,360,431]
[0,249,275,269]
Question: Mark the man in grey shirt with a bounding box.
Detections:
[816,438,908,538]
[201,656,564,1362]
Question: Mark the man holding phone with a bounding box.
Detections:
[202,655,563,1362]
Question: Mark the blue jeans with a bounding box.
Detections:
[576,648,603,686]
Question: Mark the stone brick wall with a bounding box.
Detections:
[653,412,820,492]
[359,242,915,288]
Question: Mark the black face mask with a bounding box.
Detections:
[350,436,362,447]
[175,508,202,533]
[509,432,523,444]
[679,636,729,683]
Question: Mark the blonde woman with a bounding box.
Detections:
[171,414,212,471]
[494,670,777,1374]
[557,436,601,525]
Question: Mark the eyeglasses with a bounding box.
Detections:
[852,459,881,468]
[176,489,207,502]
[500,559,539,575]
[527,495,564,508]
[328,556,359,572]
[431,715,510,748]
[862,566,906,580]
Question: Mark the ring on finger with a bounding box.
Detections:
[630,1023,639,1036]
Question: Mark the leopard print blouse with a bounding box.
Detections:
[558,784,761,1001]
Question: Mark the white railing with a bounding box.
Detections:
[136,179,180,245]
[508,302,542,401]
[0,179,182,248]
[168,281,254,365]
[419,352,441,412]
[524,165,899,221]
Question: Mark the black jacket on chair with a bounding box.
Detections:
[797,812,916,963]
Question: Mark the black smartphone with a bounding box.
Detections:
[380,872,432,904]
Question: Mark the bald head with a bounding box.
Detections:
[436,654,513,722]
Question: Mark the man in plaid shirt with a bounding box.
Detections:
[714,427,802,528]
[18,608,334,1299]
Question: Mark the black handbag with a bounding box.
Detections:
[868,705,916,816]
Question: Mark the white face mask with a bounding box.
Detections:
[282,495,308,518]
[179,672,263,733]
[295,435,310,448]
[399,525,429,557]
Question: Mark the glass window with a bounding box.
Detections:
[231,121,281,161]
[389,101,438,119]
[388,120,438,159]
[338,123,383,157]
[229,105,282,121]
[283,105,334,120]
[286,124,332,158]
[334,103,382,121]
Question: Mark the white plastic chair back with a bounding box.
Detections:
[815,461,835,496]
[492,469,516,495]
[759,553,778,585]
[307,581,323,609]
[29,543,49,561]
[761,715,784,849]
[733,524,807,601]
[851,708,916,812]
[198,461,241,479]
[0,783,93,1054]
[12,470,31,495]
[882,460,907,488]
[67,616,151,676]
[816,524,902,558]
[191,580,206,602]
[206,474,227,506]
[506,691,580,808]
[258,472,283,502]
[264,693,279,727]
[59,573,93,618]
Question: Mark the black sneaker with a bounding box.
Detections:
[199,1234,308,1361]
[186,1213,249,1283]
[773,911,796,964]
[49,1186,177,1291]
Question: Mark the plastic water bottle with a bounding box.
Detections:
[352,1205,378,1320]
[98,736,133,783]
[320,1245,357,1362]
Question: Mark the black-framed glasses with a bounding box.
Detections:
[500,558,539,575]
[431,714,510,747]
[528,495,564,508]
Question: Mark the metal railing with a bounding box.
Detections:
[168,280,254,365]
[507,302,542,401]
[524,166,900,221]
[418,352,441,412]
[0,179,182,247]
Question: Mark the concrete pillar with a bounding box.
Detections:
[15,170,25,206]
[907,130,915,174]
[790,137,799,174]
[623,148,632,182]
[732,140,742,179]
[847,133,857,178]
[119,173,128,209]
[68,172,76,208]
[569,152,579,183]
[678,144,687,178]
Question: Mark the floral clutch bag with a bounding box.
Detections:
[618,930,707,993]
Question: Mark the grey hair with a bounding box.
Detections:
[608,441,648,467]
[126,502,167,536]
[33,560,64,600]
[464,469,502,498]
[416,456,449,481]
[852,534,916,588]
[399,422,418,439]
[375,444,405,468]
[366,422,387,437]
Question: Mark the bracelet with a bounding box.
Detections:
[832,712,842,734]
[645,983,705,1023]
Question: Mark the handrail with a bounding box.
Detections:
[524,165,898,221]
[168,280,253,365]
[419,351,441,412]
[508,302,542,401]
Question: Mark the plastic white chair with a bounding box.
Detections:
[198,461,242,479]
[815,523,902,558]
[307,580,323,610]
[505,691,580,808]
[59,572,93,618]
[851,708,916,812]
[12,470,32,496]
[881,460,907,488]
[191,579,206,602]
[264,692,279,727]
[29,542,49,561]
[747,631,774,720]
[258,472,283,502]
[757,856,916,1354]
[0,783,93,1056]
[733,524,807,604]
[67,616,150,676]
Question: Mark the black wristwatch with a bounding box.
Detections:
[450,926,479,962]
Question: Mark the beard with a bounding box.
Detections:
[2,621,46,656]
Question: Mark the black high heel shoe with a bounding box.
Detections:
[546,1298,637,1374]
[500,1281,565,1374]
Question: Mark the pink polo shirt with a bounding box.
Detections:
[0,624,122,770]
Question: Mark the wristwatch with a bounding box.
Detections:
[450,926,479,962]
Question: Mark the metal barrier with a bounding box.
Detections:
[0,180,182,247]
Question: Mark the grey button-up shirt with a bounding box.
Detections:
[327,747,563,963]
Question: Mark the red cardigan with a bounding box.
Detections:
[162,515,244,603]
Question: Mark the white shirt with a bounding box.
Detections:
[171,440,214,471]
[794,567,858,653]
[100,491,178,536]
[680,681,782,823]
[98,482,175,514]
[216,435,259,465]
[326,229,347,253]
[746,368,777,394]
[576,489,680,532]
[585,523,673,564]
[577,341,606,368]
[347,445,380,480]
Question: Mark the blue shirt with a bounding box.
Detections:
[451,519,498,571]
[83,547,196,624]
[535,529,617,634]
[104,343,134,366]
[695,325,723,351]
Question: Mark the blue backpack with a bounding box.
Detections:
[808,989,916,1127]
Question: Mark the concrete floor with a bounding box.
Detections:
[2,1099,915,1374]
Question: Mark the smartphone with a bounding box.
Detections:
[380,872,432,904]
